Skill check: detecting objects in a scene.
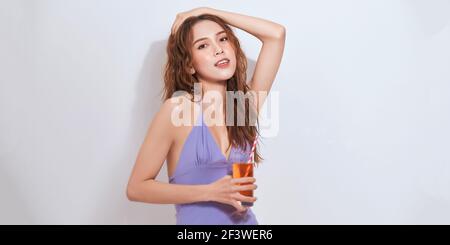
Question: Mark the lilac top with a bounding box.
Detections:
[169,103,258,225]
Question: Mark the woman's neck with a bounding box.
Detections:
[201,80,226,98]
[198,79,227,119]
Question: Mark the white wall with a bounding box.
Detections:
[1,0,449,224]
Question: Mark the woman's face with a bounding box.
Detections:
[190,20,237,83]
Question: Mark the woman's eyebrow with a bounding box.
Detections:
[193,30,226,45]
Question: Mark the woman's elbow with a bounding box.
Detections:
[277,25,286,40]
[266,25,286,42]
[126,183,138,202]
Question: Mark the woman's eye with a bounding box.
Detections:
[197,37,227,50]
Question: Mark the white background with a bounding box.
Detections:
[1,0,449,224]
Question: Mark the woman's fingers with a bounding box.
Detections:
[233,193,257,203]
[230,200,248,212]
[171,14,185,34]
[208,174,257,210]
[231,177,256,184]
[232,184,257,192]
[231,208,249,217]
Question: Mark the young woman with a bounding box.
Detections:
[127,7,285,225]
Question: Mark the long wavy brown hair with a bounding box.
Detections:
[163,14,262,163]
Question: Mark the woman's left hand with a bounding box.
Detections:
[171,7,209,35]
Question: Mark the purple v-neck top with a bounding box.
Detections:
[168,104,258,225]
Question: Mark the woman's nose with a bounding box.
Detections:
[214,45,224,56]
[215,49,223,55]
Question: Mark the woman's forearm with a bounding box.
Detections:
[127,180,209,204]
[204,7,285,42]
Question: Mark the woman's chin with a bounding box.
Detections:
[198,70,235,83]
[213,71,235,81]
[215,77,233,83]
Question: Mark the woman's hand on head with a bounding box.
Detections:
[171,7,210,35]
[205,175,257,212]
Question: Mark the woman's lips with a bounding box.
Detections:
[215,61,230,68]
[215,58,230,68]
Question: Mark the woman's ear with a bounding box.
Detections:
[190,67,196,75]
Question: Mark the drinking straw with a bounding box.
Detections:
[247,135,258,163]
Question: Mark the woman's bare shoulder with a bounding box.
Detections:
[157,93,196,128]
[162,93,195,113]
